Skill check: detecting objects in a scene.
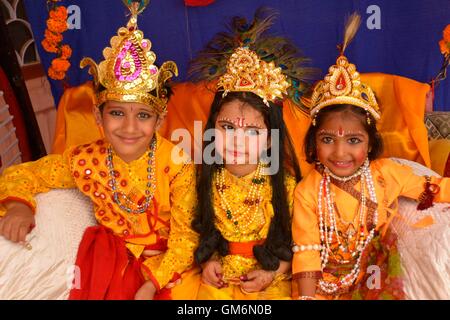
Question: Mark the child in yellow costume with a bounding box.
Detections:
[189,8,313,300]
[292,14,450,300]
[0,2,198,300]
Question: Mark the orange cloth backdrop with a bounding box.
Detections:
[51,73,431,175]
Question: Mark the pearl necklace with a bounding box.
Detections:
[317,159,378,294]
[215,163,266,235]
[107,137,157,214]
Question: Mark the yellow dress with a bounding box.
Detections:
[292,158,450,299]
[0,133,199,299]
[197,168,297,300]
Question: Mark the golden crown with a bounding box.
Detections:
[310,55,380,120]
[217,47,291,106]
[309,13,380,121]
[80,1,178,114]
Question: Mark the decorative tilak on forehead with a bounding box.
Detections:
[318,128,364,137]
[217,117,263,128]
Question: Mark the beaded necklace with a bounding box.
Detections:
[107,137,157,214]
[215,163,266,235]
[317,159,379,294]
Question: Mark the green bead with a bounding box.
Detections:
[234,221,238,225]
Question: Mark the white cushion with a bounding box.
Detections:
[0,189,96,299]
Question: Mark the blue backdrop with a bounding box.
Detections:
[24,0,450,111]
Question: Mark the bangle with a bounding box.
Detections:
[298,295,315,300]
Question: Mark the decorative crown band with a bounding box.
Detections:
[217,47,291,106]
[309,55,380,120]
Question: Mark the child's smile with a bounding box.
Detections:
[101,101,161,163]
[315,112,369,177]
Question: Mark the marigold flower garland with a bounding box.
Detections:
[41,0,72,81]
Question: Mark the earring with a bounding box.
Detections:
[312,115,317,126]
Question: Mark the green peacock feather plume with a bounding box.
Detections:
[188,7,316,110]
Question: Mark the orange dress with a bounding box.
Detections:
[292,158,449,299]
[0,133,199,299]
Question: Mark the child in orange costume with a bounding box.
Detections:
[0,2,198,300]
[189,8,313,299]
[291,14,450,300]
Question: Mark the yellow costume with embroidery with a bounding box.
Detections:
[292,158,450,299]
[0,133,199,298]
[197,169,296,300]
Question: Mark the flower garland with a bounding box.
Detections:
[41,0,72,81]
[438,24,450,56]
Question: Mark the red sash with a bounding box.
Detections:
[68,225,172,300]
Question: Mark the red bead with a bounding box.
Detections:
[92,158,99,165]
[78,159,86,166]
[118,219,125,226]
[99,171,107,177]
[96,140,104,145]
[100,147,106,154]
[123,230,130,236]
[120,180,127,187]
[83,184,91,192]
[164,166,170,173]
[102,217,110,222]
[87,148,93,153]
[73,171,80,178]
[98,210,106,216]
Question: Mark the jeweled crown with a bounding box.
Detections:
[80,1,177,114]
[218,47,291,106]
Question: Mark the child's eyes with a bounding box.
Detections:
[245,129,260,136]
[321,136,334,144]
[137,112,152,119]
[221,124,234,131]
[348,137,362,144]
[109,110,124,116]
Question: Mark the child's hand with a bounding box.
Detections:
[201,259,226,288]
[239,269,275,293]
[134,280,157,300]
[0,202,35,243]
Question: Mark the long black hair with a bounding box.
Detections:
[192,91,301,271]
[304,104,384,163]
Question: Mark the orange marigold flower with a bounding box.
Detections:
[443,24,450,42]
[51,58,71,72]
[48,67,65,80]
[41,38,58,53]
[44,29,63,44]
[49,6,68,21]
[47,18,67,33]
[61,44,72,59]
[439,39,450,56]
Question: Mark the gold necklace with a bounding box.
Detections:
[215,163,266,235]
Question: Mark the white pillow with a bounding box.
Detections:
[391,158,450,299]
[0,188,96,300]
